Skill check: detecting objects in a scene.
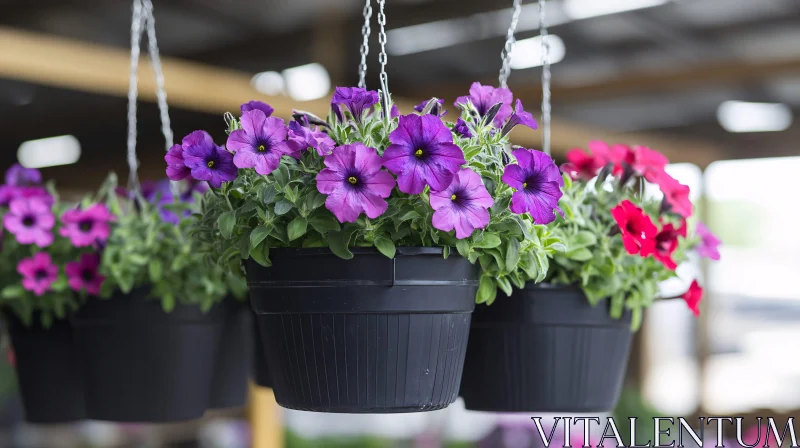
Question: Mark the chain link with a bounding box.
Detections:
[127,0,145,194]
[377,0,391,117]
[539,0,552,156]
[358,0,373,89]
[498,0,522,89]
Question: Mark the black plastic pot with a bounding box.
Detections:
[5,312,86,423]
[209,299,252,409]
[71,290,224,422]
[247,247,478,413]
[251,313,272,388]
[460,284,633,412]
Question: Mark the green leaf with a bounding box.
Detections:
[374,237,396,259]
[258,184,278,204]
[148,259,163,282]
[288,216,308,241]
[456,240,471,258]
[476,274,497,305]
[162,294,176,313]
[250,225,273,249]
[505,238,521,271]
[443,246,450,259]
[250,241,271,267]
[1,285,25,299]
[309,214,340,234]
[571,231,598,248]
[473,234,501,249]
[327,228,356,260]
[274,200,294,216]
[217,211,235,239]
[566,247,593,261]
[273,163,290,188]
[496,276,513,297]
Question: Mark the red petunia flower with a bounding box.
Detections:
[610,199,658,256]
[682,280,703,317]
[631,145,669,182]
[653,220,687,270]
[652,171,693,218]
[561,148,602,180]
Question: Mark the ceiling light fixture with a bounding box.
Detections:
[716,101,793,133]
[251,71,285,96]
[510,35,566,69]
[562,0,669,20]
[17,135,81,168]
[282,63,331,102]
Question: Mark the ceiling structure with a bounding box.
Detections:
[0,0,799,187]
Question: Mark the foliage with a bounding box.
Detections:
[96,174,244,312]
[187,88,564,304]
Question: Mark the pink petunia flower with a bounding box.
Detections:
[60,204,115,247]
[695,222,721,261]
[3,197,55,247]
[682,280,703,317]
[65,253,104,295]
[17,252,59,296]
[611,199,658,257]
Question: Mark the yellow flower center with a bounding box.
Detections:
[207,160,215,168]
[522,182,527,188]
[258,144,266,152]
[451,194,457,201]
[348,176,358,185]
[415,149,423,157]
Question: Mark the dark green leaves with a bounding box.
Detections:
[287,217,308,241]
[217,211,235,239]
[374,236,396,259]
[327,227,357,260]
[274,200,294,216]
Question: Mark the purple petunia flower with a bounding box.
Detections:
[316,143,396,223]
[288,120,336,157]
[430,168,494,239]
[330,87,380,123]
[3,198,54,247]
[5,164,42,187]
[453,118,473,139]
[65,253,104,295]
[141,179,206,224]
[17,252,59,296]
[228,110,301,175]
[181,130,237,188]
[455,82,513,127]
[165,144,192,182]
[383,114,466,194]
[241,100,274,117]
[502,148,564,224]
[60,203,115,248]
[0,186,53,208]
[696,222,721,261]
[414,98,447,117]
[500,99,538,137]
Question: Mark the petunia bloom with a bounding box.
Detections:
[414,98,447,117]
[241,100,274,117]
[682,280,702,317]
[165,144,192,182]
[17,252,59,296]
[5,164,42,187]
[652,171,693,218]
[500,99,538,137]
[0,186,53,208]
[228,110,301,175]
[330,87,380,123]
[453,118,473,139]
[631,145,668,182]
[60,203,115,247]
[316,143,396,223]
[288,120,336,157]
[65,253,104,295]
[181,130,237,188]
[142,179,207,224]
[455,82,513,127]
[695,222,721,261]
[561,148,604,181]
[383,114,466,194]
[502,149,564,224]
[610,199,658,256]
[653,220,687,270]
[430,168,494,239]
[3,198,54,247]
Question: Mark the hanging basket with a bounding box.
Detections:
[5,312,86,423]
[252,312,272,388]
[247,247,477,413]
[71,289,224,422]
[208,298,252,409]
[460,284,633,412]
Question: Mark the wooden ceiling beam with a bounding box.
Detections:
[0,26,722,166]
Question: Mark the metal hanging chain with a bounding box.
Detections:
[142,0,174,151]
[498,0,522,88]
[377,0,391,118]
[127,0,145,194]
[358,0,373,89]
[539,0,552,156]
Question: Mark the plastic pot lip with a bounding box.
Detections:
[268,246,445,258]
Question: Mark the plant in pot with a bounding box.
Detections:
[69,174,237,422]
[461,139,721,412]
[171,86,563,412]
[0,163,98,423]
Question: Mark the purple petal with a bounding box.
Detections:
[501,164,526,190]
[241,100,274,117]
[316,167,343,195]
[227,129,257,155]
[325,189,362,223]
[363,170,395,198]
[359,191,389,219]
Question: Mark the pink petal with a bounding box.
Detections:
[227,129,257,154]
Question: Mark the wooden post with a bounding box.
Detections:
[248,383,283,448]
